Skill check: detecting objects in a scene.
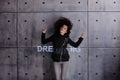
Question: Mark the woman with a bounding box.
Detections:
[41,17,85,80]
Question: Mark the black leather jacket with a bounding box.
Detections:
[41,32,83,62]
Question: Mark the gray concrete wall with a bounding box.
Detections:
[0,0,120,80]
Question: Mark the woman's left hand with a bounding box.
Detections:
[81,32,86,39]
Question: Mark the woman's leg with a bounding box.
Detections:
[61,61,69,80]
[54,62,61,80]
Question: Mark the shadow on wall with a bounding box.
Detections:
[102,50,120,80]
[43,53,56,80]
[115,57,120,80]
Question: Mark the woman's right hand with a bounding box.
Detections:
[42,27,47,33]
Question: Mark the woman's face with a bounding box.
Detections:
[60,25,68,35]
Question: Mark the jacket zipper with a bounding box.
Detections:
[60,38,66,62]
[60,47,63,62]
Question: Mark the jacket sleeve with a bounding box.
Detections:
[68,37,83,47]
[41,32,54,44]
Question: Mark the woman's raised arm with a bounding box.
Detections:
[41,27,54,44]
[68,32,85,47]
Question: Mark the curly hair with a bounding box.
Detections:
[54,17,73,37]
